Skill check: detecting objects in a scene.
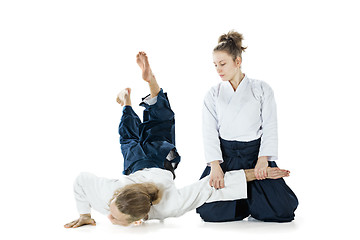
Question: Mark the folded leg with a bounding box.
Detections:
[247,161,299,222]
[119,106,141,144]
[118,106,148,175]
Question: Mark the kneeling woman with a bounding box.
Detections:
[196,31,298,223]
[64,52,291,228]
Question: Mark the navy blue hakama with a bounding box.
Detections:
[196,138,298,222]
[119,89,180,177]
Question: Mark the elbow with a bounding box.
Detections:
[74,172,91,186]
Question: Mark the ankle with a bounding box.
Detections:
[124,98,132,106]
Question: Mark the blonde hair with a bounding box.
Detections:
[213,30,247,60]
[109,183,162,223]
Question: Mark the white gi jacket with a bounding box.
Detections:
[203,75,278,164]
[73,168,247,220]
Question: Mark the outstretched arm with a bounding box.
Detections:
[170,170,247,218]
[162,167,290,219]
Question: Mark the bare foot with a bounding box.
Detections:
[136,51,154,83]
[267,167,290,179]
[116,88,131,106]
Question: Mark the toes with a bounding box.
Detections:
[116,97,122,105]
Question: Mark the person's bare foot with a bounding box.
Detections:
[136,51,154,83]
[116,88,131,106]
[267,167,290,179]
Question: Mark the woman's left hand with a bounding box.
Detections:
[254,156,268,180]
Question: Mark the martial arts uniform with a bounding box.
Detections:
[73,168,248,220]
[72,89,248,220]
[196,75,298,222]
[119,89,180,177]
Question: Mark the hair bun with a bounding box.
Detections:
[144,183,161,205]
[215,30,247,59]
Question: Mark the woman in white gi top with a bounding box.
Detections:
[64,52,290,228]
[196,31,298,222]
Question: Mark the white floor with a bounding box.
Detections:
[6,209,353,240]
[1,204,357,240]
[63,213,300,238]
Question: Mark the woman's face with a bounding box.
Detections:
[213,51,241,81]
[108,199,132,226]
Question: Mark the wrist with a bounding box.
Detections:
[210,160,221,167]
[258,156,268,162]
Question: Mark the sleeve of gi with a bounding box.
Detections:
[73,172,124,215]
[73,172,93,214]
[258,82,278,161]
[203,88,223,165]
[172,170,247,218]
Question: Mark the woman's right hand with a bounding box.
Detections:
[209,160,225,189]
[64,214,96,228]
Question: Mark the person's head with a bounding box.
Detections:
[108,183,161,226]
[213,30,247,81]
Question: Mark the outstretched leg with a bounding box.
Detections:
[136,51,160,98]
[136,51,175,124]
[136,51,180,177]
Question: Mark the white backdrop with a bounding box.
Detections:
[1,0,359,239]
